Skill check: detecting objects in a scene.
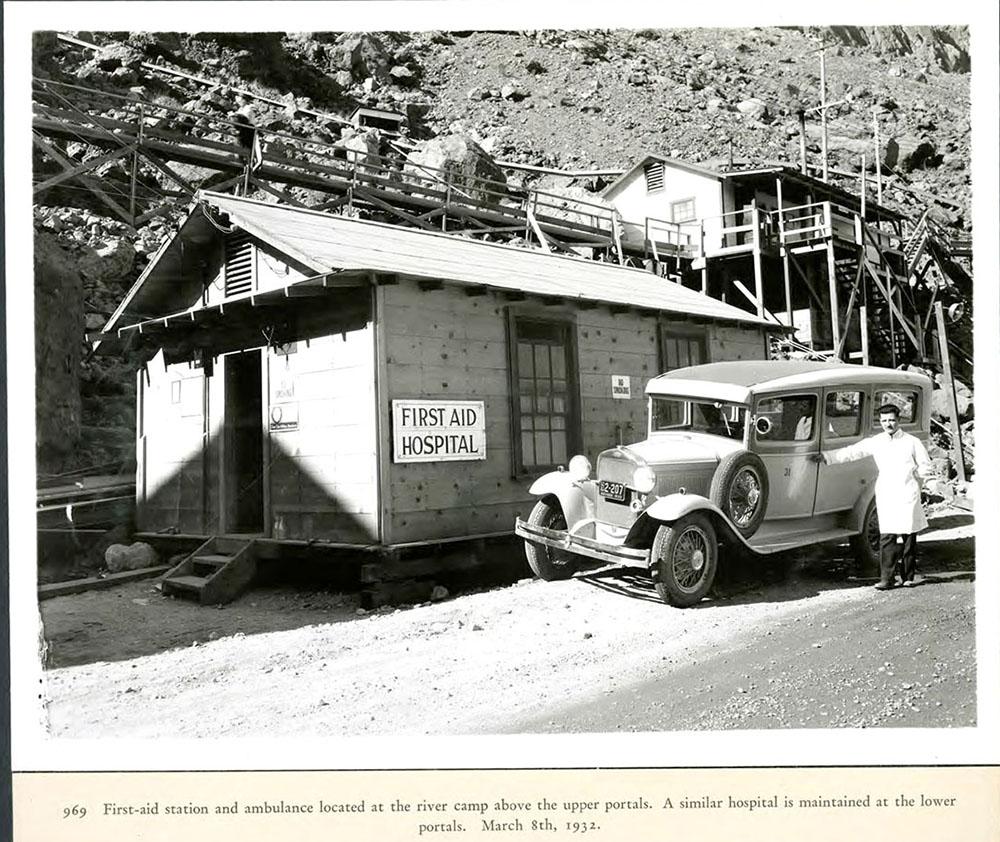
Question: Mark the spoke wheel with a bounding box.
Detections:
[728,466,763,528]
[524,499,580,581]
[710,451,769,538]
[651,513,718,607]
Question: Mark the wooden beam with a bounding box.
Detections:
[825,240,841,354]
[352,186,440,231]
[862,256,920,350]
[787,253,825,309]
[249,177,309,209]
[834,258,865,360]
[33,144,135,194]
[934,302,966,483]
[135,147,198,197]
[32,133,135,226]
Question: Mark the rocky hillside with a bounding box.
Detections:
[32,26,972,474]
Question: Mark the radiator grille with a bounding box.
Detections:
[595,453,637,528]
[224,233,254,296]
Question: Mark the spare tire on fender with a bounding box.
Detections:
[709,450,769,538]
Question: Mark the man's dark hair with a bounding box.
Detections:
[878,403,900,418]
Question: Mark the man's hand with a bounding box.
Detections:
[809,452,827,464]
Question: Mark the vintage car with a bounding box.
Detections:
[514,360,933,607]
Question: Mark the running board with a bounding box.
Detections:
[747,527,857,555]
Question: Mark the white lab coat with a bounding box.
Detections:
[824,430,931,534]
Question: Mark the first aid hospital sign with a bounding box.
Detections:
[392,400,487,463]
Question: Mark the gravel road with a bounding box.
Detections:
[40,515,975,737]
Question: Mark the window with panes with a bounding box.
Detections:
[511,318,580,474]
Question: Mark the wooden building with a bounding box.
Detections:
[99,192,782,601]
[602,155,918,365]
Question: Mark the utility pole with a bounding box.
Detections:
[820,46,829,182]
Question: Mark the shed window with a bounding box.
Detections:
[644,161,665,193]
[510,317,580,474]
[659,326,707,372]
[670,197,697,223]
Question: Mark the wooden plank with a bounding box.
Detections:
[933,302,966,484]
[38,565,171,600]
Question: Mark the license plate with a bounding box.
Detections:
[598,480,628,503]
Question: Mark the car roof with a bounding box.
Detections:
[646,360,931,402]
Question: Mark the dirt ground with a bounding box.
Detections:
[38,510,975,736]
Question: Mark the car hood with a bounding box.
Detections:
[616,433,745,468]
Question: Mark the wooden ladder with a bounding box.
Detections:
[161,537,258,605]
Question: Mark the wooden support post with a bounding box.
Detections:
[751,204,765,319]
[873,109,883,205]
[700,219,708,294]
[782,254,793,327]
[860,154,866,218]
[820,48,829,182]
[859,304,870,365]
[826,239,841,354]
[934,302,966,484]
[798,110,808,174]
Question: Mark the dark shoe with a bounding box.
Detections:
[874,582,894,591]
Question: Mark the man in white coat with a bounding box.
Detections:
[815,403,932,590]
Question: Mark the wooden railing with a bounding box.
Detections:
[642,216,694,259]
[32,78,616,242]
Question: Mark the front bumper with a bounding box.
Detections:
[514,517,651,567]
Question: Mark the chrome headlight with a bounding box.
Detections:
[568,455,592,481]
[632,465,656,494]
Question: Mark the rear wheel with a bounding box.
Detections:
[650,513,718,607]
[710,451,769,538]
[849,497,880,577]
[524,499,579,581]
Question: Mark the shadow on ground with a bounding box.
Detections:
[576,515,975,609]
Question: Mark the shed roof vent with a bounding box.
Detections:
[644,161,665,193]
[223,232,254,297]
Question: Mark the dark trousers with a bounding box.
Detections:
[879,532,918,585]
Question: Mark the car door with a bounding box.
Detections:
[813,387,875,515]
[751,391,819,519]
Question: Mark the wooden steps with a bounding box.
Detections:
[161,537,258,605]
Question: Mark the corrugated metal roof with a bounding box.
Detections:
[200,192,778,329]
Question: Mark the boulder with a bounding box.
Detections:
[105,542,159,573]
[736,98,769,121]
[500,83,529,101]
[78,238,135,282]
[389,65,416,86]
[884,136,939,171]
[404,134,507,204]
[95,43,144,72]
[337,128,382,170]
[331,33,391,82]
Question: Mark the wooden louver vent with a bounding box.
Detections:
[223,232,254,297]
[644,161,665,192]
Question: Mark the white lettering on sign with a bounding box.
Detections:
[611,375,631,400]
[393,400,486,463]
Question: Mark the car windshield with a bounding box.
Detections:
[650,397,747,440]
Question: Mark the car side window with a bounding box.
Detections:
[754,395,817,442]
[872,390,917,426]
[825,390,863,438]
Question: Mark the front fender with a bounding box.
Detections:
[625,492,741,549]
[642,492,720,523]
[528,471,596,528]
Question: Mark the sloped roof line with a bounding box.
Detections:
[202,192,780,329]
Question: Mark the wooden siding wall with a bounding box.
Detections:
[265,328,379,543]
[138,353,209,532]
[381,279,768,545]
